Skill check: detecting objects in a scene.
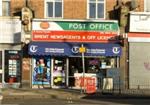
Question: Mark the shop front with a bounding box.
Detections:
[29,42,121,89]
[29,19,121,89]
[4,50,22,88]
[0,17,22,88]
[128,12,150,89]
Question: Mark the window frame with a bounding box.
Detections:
[87,0,106,19]
[2,0,10,16]
[144,0,150,12]
[0,51,2,70]
[44,0,63,18]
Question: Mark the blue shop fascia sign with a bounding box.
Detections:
[28,42,122,57]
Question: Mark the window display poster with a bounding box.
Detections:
[8,60,17,76]
[32,57,51,85]
[53,59,66,86]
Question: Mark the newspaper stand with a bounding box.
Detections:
[86,77,96,94]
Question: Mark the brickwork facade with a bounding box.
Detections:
[9,0,145,89]
[11,0,144,19]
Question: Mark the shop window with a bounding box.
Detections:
[2,0,10,16]
[100,58,117,69]
[87,57,117,73]
[87,58,100,73]
[87,0,105,19]
[0,51,2,69]
[68,57,118,88]
[45,0,63,18]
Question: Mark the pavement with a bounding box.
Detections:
[2,88,150,101]
[1,88,86,100]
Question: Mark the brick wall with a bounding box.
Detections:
[11,0,24,16]
[64,0,87,19]
[27,0,44,18]
[11,0,144,19]
[11,0,44,18]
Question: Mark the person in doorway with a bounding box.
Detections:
[71,66,78,75]
[69,66,78,87]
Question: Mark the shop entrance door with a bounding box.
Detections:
[4,50,22,88]
[51,57,67,88]
[68,57,82,88]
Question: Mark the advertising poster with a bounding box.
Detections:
[32,57,51,85]
[53,59,66,86]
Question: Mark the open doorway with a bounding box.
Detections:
[68,57,82,87]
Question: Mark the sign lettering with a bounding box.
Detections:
[32,20,119,42]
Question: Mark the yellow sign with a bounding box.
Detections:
[79,47,86,53]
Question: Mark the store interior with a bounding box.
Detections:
[68,57,117,88]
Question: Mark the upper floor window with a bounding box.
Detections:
[87,0,105,19]
[45,0,63,18]
[2,0,10,16]
[144,0,150,12]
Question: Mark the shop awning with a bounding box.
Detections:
[28,42,122,57]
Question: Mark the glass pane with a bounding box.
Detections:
[98,3,104,18]
[98,0,104,1]
[55,2,62,17]
[90,0,104,2]
[89,3,96,18]
[47,2,53,17]
[90,0,96,2]
[56,0,62,2]
[2,1,10,16]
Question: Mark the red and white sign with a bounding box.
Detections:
[32,20,119,43]
[128,33,150,42]
[32,30,117,43]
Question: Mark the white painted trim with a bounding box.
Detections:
[0,0,2,16]
[128,38,150,42]
[104,0,106,19]
[32,18,118,23]
[2,50,4,84]
[144,0,146,12]
[51,58,54,87]
[66,58,69,87]
[31,58,34,88]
